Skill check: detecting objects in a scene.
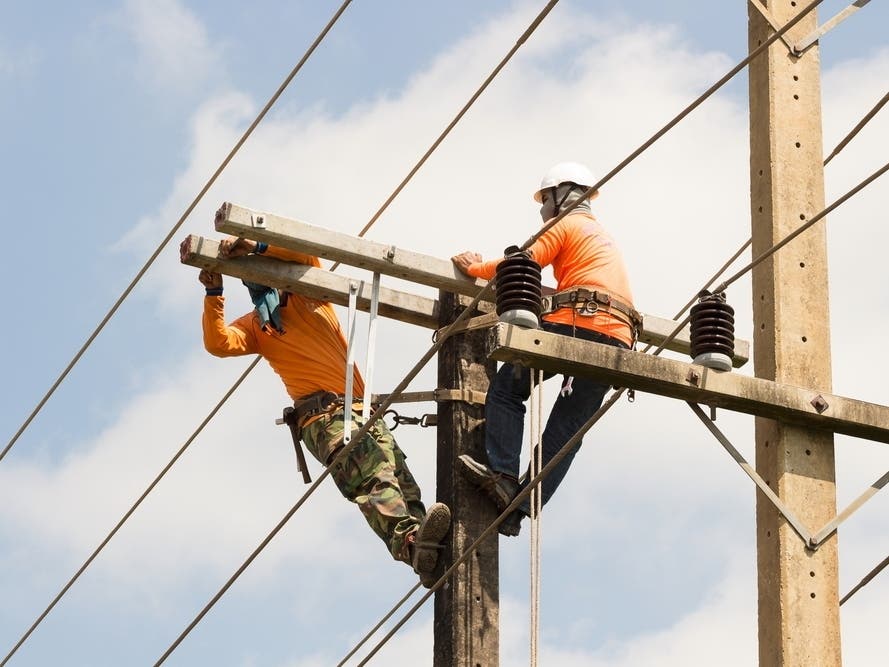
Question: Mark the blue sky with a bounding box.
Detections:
[1,1,888,665]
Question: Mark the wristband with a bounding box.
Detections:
[254,241,268,254]
[205,287,223,296]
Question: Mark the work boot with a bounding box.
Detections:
[412,502,451,588]
[457,454,519,513]
[498,509,523,537]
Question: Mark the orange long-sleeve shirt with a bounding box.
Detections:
[202,245,364,401]
[466,211,635,347]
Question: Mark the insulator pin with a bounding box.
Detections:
[495,246,542,329]
[689,291,735,372]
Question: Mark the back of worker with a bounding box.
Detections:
[451,161,637,537]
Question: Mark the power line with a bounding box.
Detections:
[840,553,889,605]
[8,2,560,659]
[824,90,888,165]
[714,159,889,293]
[0,0,355,465]
[342,231,756,664]
[152,3,565,661]
[519,0,827,252]
[0,358,261,666]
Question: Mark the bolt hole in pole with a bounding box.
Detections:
[689,290,735,372]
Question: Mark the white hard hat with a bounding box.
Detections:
[532,161,596,202]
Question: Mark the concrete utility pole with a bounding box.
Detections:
[434,292,499,666]
[748,3,841,665]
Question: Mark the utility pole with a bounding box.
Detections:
[434,292,499,666]
[748,3,841,665]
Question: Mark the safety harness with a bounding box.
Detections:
[279,390,346,483]
[543,285,643,345]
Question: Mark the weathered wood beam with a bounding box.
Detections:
[486,323,889,445]
[180,234,443,329]
[213,202,750,366]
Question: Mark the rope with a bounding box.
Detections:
[0,357,261,667]
[0,0,355,465]
[529,370,544,667]
[824,90,889,166]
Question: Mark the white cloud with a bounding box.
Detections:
[120,0,219,93]
[3,4,888,665]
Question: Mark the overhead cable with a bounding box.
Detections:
[824,90,889,165]
[152,2,565,661]
[165,0,836,661]
[713,159,889,293]
[0,0,355,464]
[518,0,826,252]
[351,0,845,659]
[840,553,889,605]
[0,357,261,667]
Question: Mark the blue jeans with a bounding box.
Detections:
[484,322,627,515]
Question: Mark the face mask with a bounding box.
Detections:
[539,191,557,222]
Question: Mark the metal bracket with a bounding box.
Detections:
[689,402,889,552]
[793,0,871,54]
[688,402,814,546]
[250,213,266,228]
[370,388,487,406]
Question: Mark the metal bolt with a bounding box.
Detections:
[810,395,829,414]
[686,369,701,386]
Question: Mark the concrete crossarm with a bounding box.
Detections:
[486,323,889,445]
[212,201,749,366]
[180,235,451,329]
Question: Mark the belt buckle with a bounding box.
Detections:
[577,300,598,317]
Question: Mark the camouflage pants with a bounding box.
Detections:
[301,407,425,564]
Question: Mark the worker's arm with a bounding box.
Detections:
[197,268,259,357]
[219,236,321,268]
[451,251,500,280]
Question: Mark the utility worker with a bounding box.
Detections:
[451,162,639,536]
[180,234,450,586]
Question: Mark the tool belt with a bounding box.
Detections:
[544,286,643,336]
[280,391,345,484]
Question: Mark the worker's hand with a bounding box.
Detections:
[179,237,192,262]
[219,236,257,258]
[198,269,222,290]
[451,251,482,276]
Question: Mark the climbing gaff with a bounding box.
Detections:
[689,290,735,372]
[495,245,543,329]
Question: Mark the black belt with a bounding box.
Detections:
[280,391,345,484]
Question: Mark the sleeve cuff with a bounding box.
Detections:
[205,288,224,296]
[254,242,268,254]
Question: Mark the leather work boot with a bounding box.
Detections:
[412,502,452,588]
[498,509,523,537]
[457,454,522,530]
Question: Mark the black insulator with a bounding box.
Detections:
[495,246,542,321]
[689,291,735,364]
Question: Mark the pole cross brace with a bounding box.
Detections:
[747,0,796,55]
[689,402,889,551]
